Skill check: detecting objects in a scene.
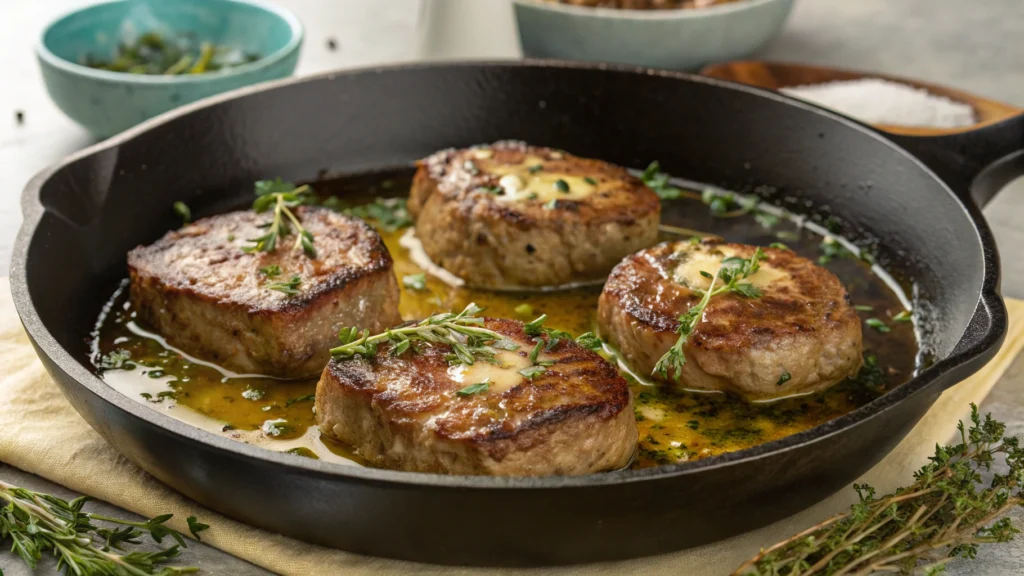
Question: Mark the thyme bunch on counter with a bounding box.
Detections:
[653,248,764,381]
[0,480,206,575]
[245,179,316,258]
[734,404,1023,576]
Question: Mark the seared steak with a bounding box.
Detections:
[598,240,863,400]
[316,318,637,475]
[409,141,660,289]
[128,207,402,378]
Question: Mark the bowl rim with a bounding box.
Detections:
[512,0,790,20]
[35,0,304,85]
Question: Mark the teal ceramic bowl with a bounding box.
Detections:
[513,0,795,71]
[37,0,303,137]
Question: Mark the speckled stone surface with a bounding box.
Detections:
[2,0,1024,574]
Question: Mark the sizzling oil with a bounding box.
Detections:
[92,171,917,469]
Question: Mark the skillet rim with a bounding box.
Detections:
[10,59,1007,490]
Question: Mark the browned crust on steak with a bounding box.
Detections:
[128,207,402,378]
[598,240,863,400]
[316,318,637,475]
[408,141,661,288]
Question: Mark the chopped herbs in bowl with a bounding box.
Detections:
[83,31,261,75]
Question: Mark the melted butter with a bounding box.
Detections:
[673,246,787,291]
[448,350,530,394]
[487,155,599,203]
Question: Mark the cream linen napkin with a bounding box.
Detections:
[2,276,1023,576]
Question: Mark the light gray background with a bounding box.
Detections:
[1,1,1023,574]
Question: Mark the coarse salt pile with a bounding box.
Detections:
[781,78,976,129]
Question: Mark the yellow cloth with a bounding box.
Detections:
[1,276,1023,576]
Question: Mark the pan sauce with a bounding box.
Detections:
[92,170,918,469]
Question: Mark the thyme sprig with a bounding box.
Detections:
[734,404,1023,576]
[330,303,520,365]
[245,179,316,258]
[0,480,200,574]
[330,306,602,371]
[653,248,765,381]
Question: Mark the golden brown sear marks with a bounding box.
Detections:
[598,240,863,400]
[409,140,661,289]
[316,318,637,475]
[128,207,402,378]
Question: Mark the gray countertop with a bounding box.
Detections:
[2,1,1023,574]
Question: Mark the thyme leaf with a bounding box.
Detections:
[267,275,302,296]
[403,273,427,291]
[456,381,490,396]
[173,201,191,224]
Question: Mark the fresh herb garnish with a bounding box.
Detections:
[893,310,913,323]
[514,303,534,316]
[854,304,874,312]
[259,264,282,278]
[331,303,519,365]
[0,480,200,574]
[754,212,780,229]
[98,349,134,371]
[574,332,603,351]
[246,179,316,258]
[241,387,265,401]
[584,176,597,186]
[186,516,209,541]
[865,318,890,333]
[776,371,791,386]
[403,273,427,291]
[543,199,559,210]
[769,242,790,250]
[518,365,547,380]
[554,179,570,193]
[653,249,765,381]
[285,447,319,459]
[267,275,302,296]
[818,237,853,265]
[456,381,490,396]
[734,404,1024,576]
[173,201,191,224]
[284,394,316,407]
[641,161,691,200]
[343,198,412,232]
[261,419,291,437]
[528,164,543,174]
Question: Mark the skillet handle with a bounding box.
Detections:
[886,113,1024,208]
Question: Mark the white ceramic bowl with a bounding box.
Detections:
[513,0,795,71]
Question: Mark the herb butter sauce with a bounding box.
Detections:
[91,169,918,469]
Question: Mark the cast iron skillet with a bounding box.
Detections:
[11,62,1024,566]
